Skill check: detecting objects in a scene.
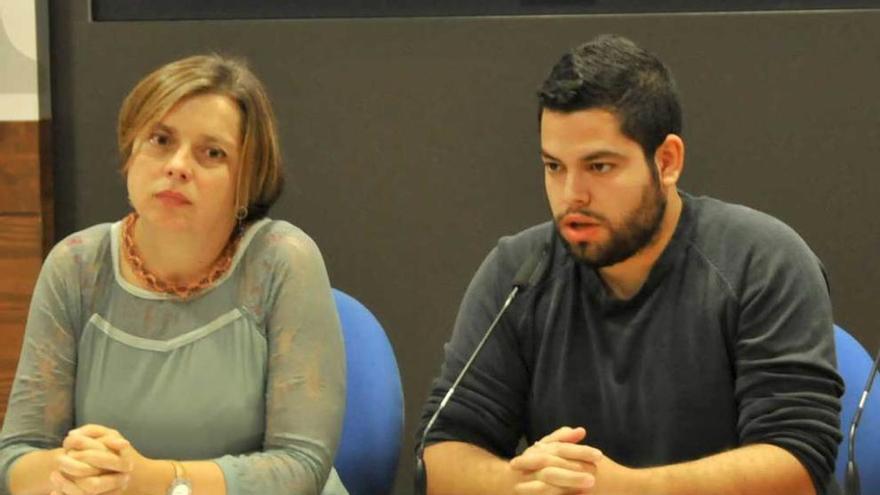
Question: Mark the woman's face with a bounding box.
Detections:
[126,93,242,236]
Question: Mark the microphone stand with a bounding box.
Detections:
[414,284,520,495]
[414,244,548,495]
[845,342,880,495]
[417,284,521,459]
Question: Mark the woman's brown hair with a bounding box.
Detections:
[118,54,283,222]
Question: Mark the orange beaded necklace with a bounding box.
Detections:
[121,212,241,299]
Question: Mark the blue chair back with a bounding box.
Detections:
[332,289,404,495]
[834,324,880,492]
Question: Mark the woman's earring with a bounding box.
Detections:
[235,206,248,232]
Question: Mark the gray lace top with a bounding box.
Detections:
[0,219,348,495]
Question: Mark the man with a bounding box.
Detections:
[417,34,843,495]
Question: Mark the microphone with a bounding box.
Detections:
[845,343,880,495]
[414,244,549,495]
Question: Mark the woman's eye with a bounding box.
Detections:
[148,133,170,146]
[206,147,228,160]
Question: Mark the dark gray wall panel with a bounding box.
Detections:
[51,3,880,494]
[90,0,880,20]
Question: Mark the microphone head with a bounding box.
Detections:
[512,244,549,290]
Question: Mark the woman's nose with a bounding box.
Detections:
[163,147,193,181]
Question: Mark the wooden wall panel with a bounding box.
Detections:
[0,156,41,213]
[0,216,42,419]
[0,121,50,425]
[0,123,40,214]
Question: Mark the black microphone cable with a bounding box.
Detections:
[414,244,549,495]
[845,341,880,495]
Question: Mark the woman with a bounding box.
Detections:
[0,55,347,495]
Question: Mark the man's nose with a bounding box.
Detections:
[563,169,591,206]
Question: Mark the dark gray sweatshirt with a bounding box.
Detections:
[420,192,843,494]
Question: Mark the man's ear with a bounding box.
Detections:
[654,134,684,187]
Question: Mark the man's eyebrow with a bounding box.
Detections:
[540,149,627,161]
[541,149,560,161]
[581,150,627,161]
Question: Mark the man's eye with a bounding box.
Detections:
[544,162,561,172]
[591,163,613,173]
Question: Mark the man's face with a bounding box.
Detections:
[541,108,667,267]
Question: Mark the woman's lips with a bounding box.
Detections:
[155,190,191,206]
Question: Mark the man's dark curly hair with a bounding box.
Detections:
[538,34,683,161]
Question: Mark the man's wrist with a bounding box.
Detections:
[504,459,531,490]
[591,458,651,495]
[622,466,654,495]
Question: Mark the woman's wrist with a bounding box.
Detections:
[126,456,173,495]
[7,448,65,495]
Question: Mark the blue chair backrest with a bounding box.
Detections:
[834,324,880,491]
[332,289,404,495]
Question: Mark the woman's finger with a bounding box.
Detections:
[63,434,110,453]
[57,453,103,477]
[49,470,85,495]
[97,433,130,453]
[70,425,119,439]
[69,449,132,473]
[74,472,130,495]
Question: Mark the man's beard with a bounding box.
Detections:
[555,181,667,268]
